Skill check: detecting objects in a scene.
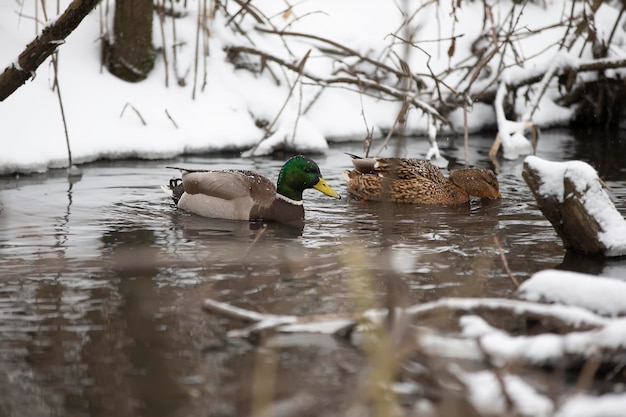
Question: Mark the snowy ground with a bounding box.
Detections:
[1,0,624,174]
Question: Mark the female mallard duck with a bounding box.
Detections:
[162,155,341,223]
[342,156,501,204]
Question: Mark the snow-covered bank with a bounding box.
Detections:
[1,0,625,174]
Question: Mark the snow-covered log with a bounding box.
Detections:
[522,156,626,257]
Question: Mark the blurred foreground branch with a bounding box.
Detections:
[204,289,626,416]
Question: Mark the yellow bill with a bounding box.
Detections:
[314,178,341,199]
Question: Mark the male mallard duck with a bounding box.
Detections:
[162,155,341,223]
[342,156,501,204]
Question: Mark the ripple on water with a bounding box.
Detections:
[0,133,617,417]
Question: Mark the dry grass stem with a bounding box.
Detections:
[574,350,602,393]
[494,236,520,289]
[242,224,268,260]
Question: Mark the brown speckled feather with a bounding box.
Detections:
[343,157,500,205]
[352,157,436,178]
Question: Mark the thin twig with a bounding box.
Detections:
[38,2,74,172]
[51,54,73,169]
[192,0,201,98]
[244,50,311,155]
[574,350,602,393]
[202,298,272,323]
[606,3,625,49]
[290,77,304,145]
[359,90,375,157]
[227,0,262,25]
[169,0,179,84]
[494,236,520,289]
[374,100,409,157]
[225,45,447,123]
[120,103,147,125]
[463,102,469,166]
[165,109,178,128]
[256,27,428,89]
[201,0,211,92]
[302,85,324,115]
[476,338,516,413]
[243,224,267,260]
[157,0,169,87]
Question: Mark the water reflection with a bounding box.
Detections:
[0,130,624,416]
[169,212,305,241]
[570,128,626,180]
[558,250,626,280]
[102,228,185,417]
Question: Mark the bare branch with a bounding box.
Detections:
[0,0,101,101]
[225,45,448,123]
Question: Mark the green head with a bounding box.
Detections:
[276,155,341,201]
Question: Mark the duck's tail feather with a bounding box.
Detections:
[165,166,210,173]
[345,153,380,173]
[161,178,185,204]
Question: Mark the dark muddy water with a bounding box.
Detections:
[1,130,626,417]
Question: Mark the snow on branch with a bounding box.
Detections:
[203,267,626,416]
[487,49,626,163]
[520,269,626,317]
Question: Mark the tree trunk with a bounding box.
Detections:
[107,0,154,82]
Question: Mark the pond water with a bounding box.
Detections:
[1,129,626,417]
